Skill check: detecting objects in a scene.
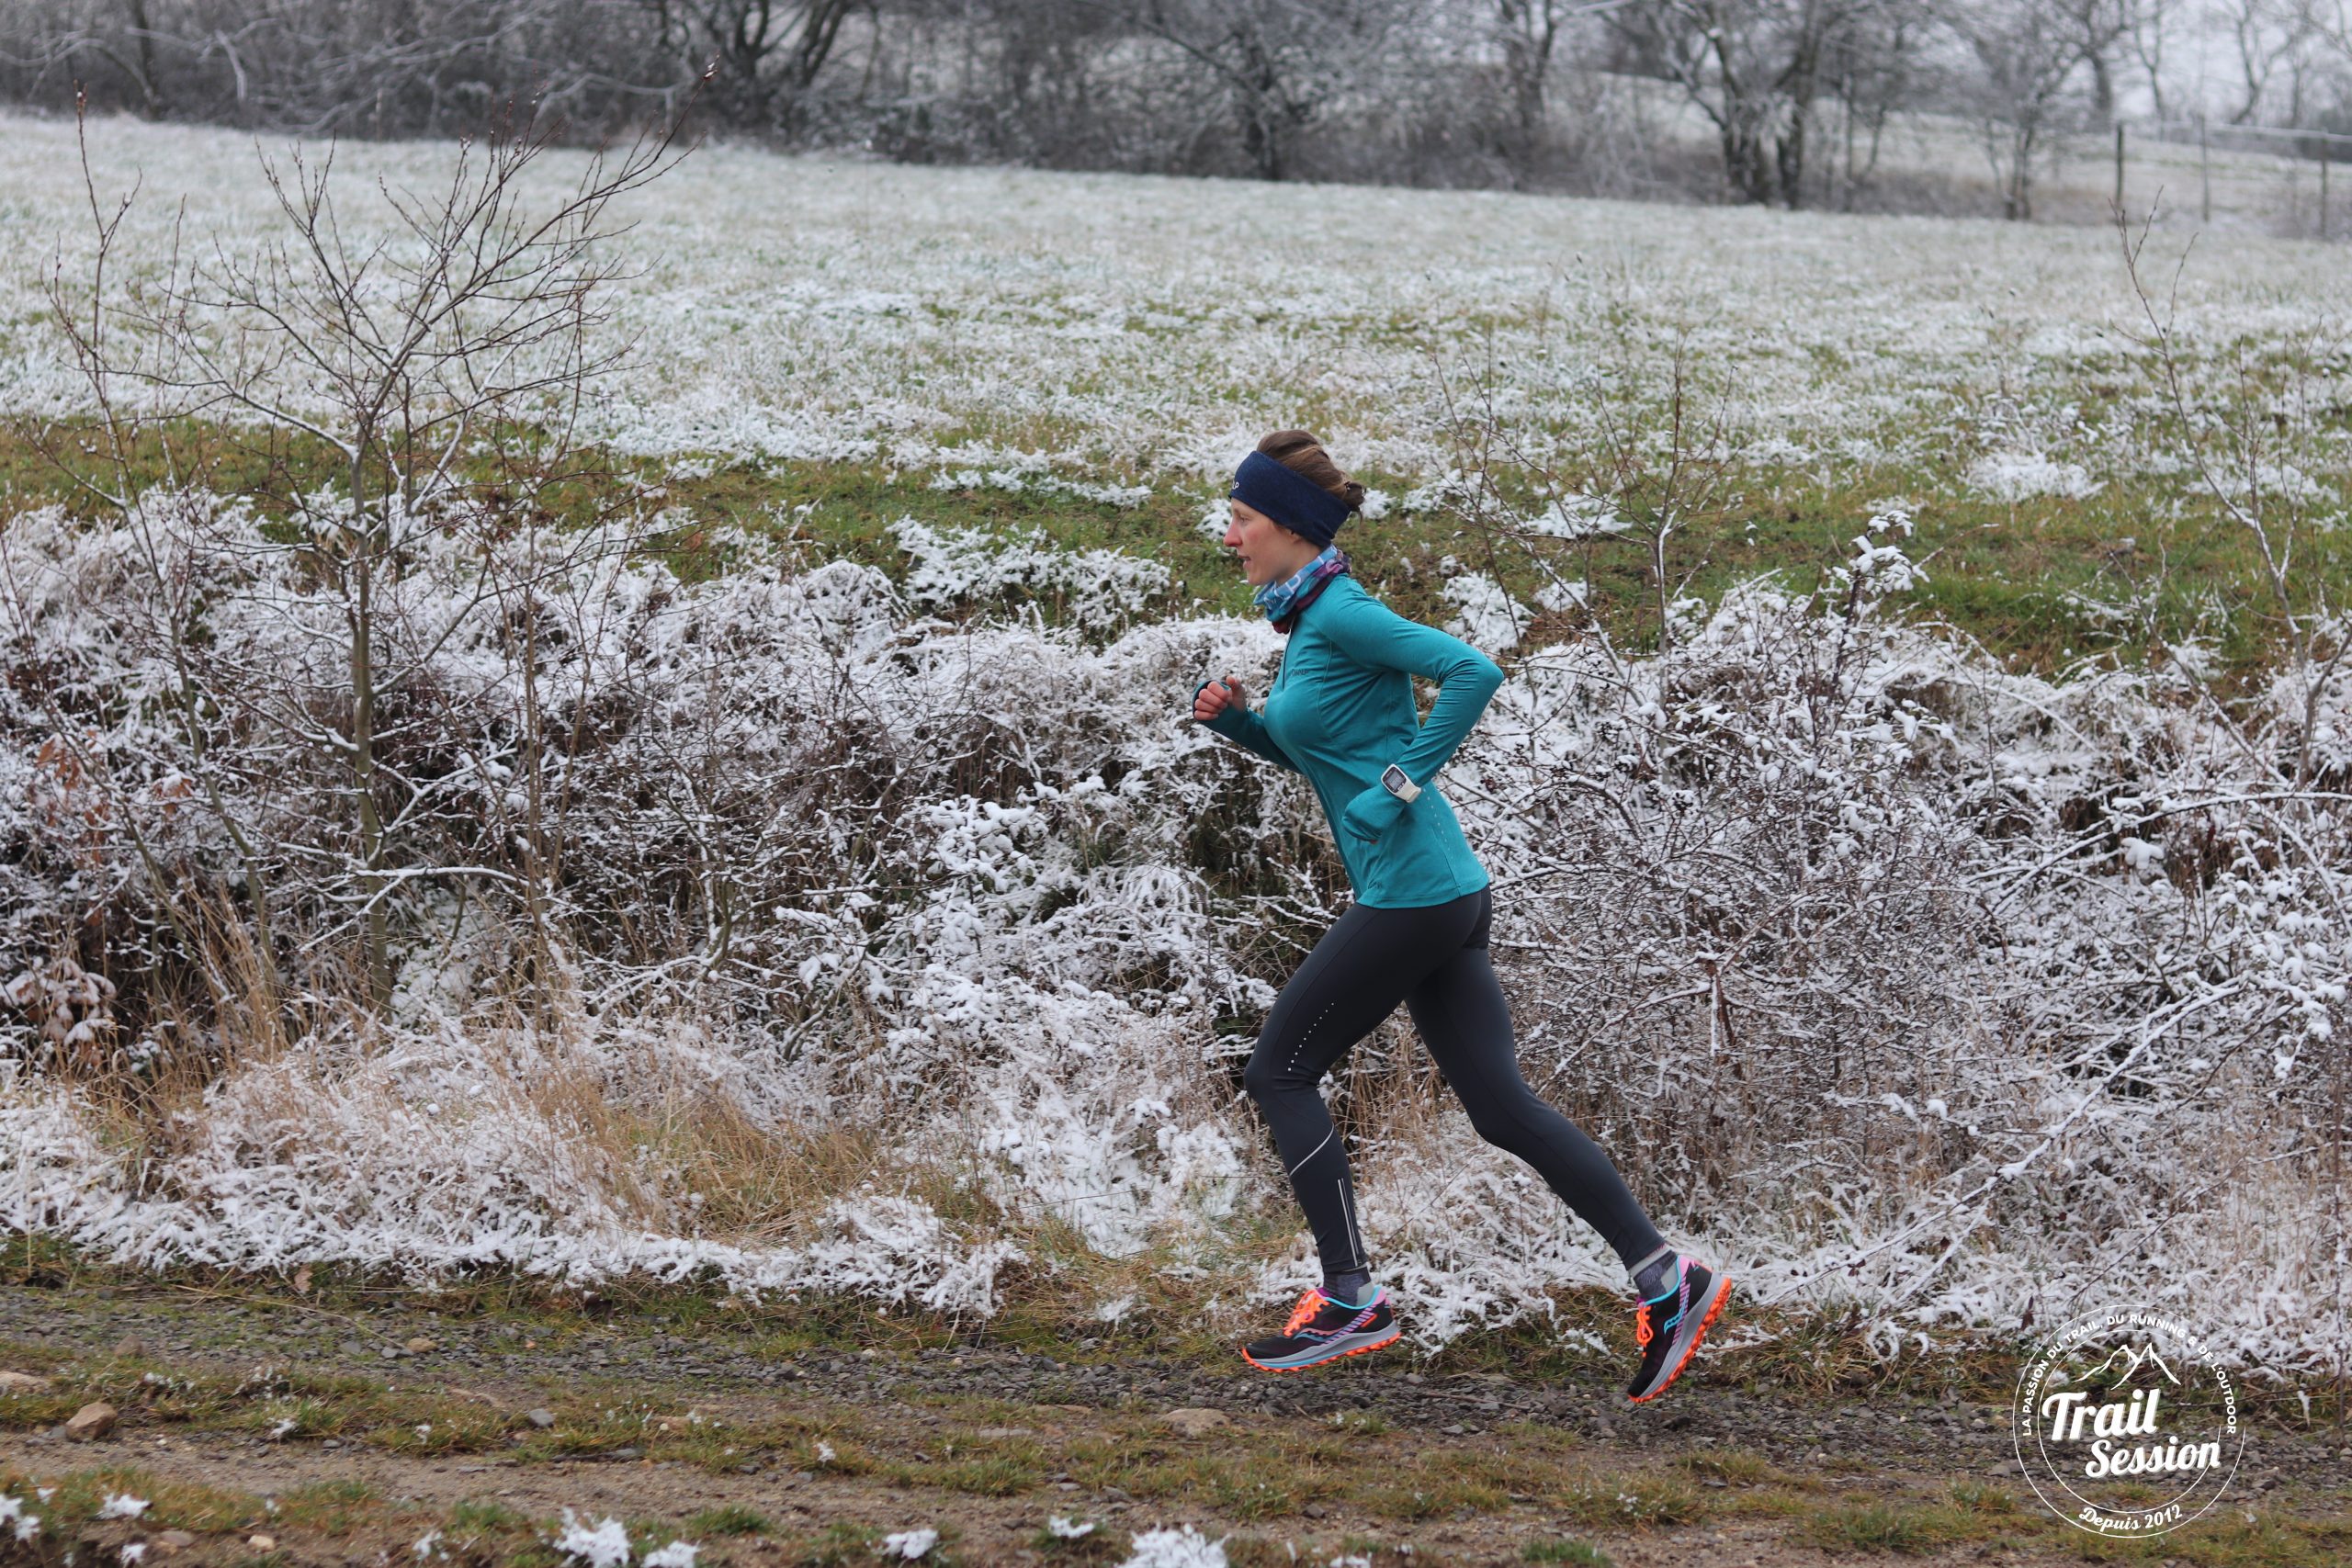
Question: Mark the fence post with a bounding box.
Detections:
[2324,147,2332,242]
[2114,122,2125,211]
[2199,113,2211,223]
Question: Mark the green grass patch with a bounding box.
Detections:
[275,1476,386,1535]
[896,1450,1042,1497]
[2072,1509,2352,1567]
[1942,1476,2022,1515]
[449,1497,532,1532]
[1797,1496,1998,1553]
[796,1430,880,1476]
[6,410,2343,688]
[1552,1471,1707,1529]
[431,1495,545,1561]
[687,1502,774,1536]
[1,1463,268,1534]
[1522,1541,1612,1565]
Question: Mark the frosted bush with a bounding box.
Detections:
[1439,573,1530,654]
[2,469,2346,1371]
[1964,451,2103,502]
[1528,492,1627,538]
[889,514,1172,637]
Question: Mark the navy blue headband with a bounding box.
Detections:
[1229,449,1351,548]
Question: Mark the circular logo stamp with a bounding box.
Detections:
[2012,1306,2243,1537]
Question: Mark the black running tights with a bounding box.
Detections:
[1241,885,1666,1280]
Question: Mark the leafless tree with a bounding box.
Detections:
[2061,0,2133,124]
[1945,0,2095,219]
[28,0,2352,213]
[2126,0,2176,119]
[2221,0,2331,125]
[0,1,693,138]
[636,0,861,130]
[1819,0,1924,208]
[1492,0,1570,152]
[23,88,699,1011]
[1611,0,1893,209]
[1085,0,1420,181]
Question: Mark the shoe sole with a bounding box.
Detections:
[1241,1324,1402,1372]
[1626,1272,1732,1404]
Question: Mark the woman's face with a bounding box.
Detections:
[1223,499,1318,588]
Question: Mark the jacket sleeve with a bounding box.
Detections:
[1316,597,1505,789]
[1191,678,1305,773]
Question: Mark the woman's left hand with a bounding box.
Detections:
[1340,784,1408,843]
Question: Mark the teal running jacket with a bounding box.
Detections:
[1193,573,1504,908]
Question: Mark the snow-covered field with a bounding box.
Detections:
[1,109,2347,1382]
[1,108,2346,494]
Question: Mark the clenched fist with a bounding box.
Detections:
[1192,674,1248,722]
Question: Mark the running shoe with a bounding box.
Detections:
[1624,1255,1732,1404]
[1242,1285,1400,1371]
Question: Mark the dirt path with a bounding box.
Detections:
[3,1280,2346,1565]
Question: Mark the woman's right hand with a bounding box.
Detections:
[1193,674,1247,722]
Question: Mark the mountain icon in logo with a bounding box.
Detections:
[2013,1308,2243,1538]
[2086,1343,2181,1385]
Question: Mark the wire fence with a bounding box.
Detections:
[1554,77,2352,240]
[2034,115,2352,241]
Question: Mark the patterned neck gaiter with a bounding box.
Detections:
[1252,544,1351,633]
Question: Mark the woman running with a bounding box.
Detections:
[1190,431,1730,1404]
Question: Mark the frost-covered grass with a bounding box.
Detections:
[2,408,2335,681]
[2,109,2349,1392]
[3,107,2339,472]
[1,109,2348,673]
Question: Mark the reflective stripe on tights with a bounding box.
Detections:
[1240,885,1667,1278]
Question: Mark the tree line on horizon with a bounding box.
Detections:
[4,2,2351,217]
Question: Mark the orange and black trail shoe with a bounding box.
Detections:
[1625,1256,1732,1403]
[1242,1285,1400,1371]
